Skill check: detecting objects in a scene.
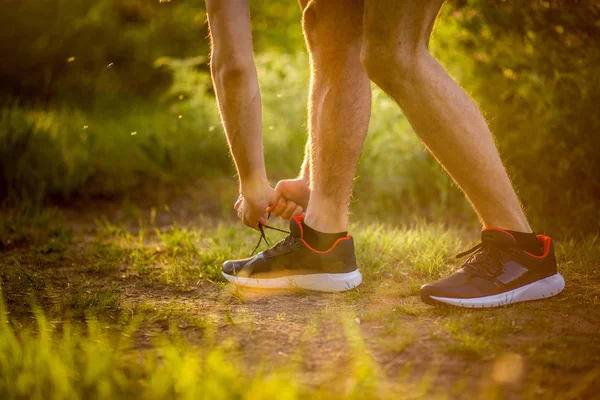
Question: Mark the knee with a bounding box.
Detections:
[360,34,427,91]
[302,1,361,64]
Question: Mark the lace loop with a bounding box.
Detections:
[455,239,506,278]
[249,213,290,256]
[455,243,484,259]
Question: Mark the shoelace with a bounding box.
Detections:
[250,215,290,256]
[455,241,502,276]
[455,242,484,259]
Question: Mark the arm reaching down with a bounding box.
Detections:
[206,0,274,229]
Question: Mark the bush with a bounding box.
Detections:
[0,96,228,202]
[0,0,209,104]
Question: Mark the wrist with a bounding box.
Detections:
[240,173,269,197]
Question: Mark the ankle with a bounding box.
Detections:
[301,221,348,251]
[505,229,543,256]
[483,217,531,234]
[304,197,348,232]
[304,212,347,233]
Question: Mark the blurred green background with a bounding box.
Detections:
[1,0,598,235]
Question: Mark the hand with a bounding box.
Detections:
[235,183,276,230]
[267,178,311,220]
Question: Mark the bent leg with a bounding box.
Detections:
[361,0,531,232]
[301,0,371,233]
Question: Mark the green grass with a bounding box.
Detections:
[0,297,300,399]
[0,205,599,399]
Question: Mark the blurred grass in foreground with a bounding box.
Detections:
[0,292,301,399]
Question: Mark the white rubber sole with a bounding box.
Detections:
[222,269,362,292]
[430,273,565,308]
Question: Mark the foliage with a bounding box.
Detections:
[0,0,598,233]
[0,100,228,202]
[0,0,302,105]
[0,0,209,105]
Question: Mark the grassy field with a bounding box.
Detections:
[1,188,599,399]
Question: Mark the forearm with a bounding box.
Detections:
[207,0,267,194]
[212,62,267,191]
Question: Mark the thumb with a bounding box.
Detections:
[274,180,288,197]
[259,210,270,227]
[266,191,280,212]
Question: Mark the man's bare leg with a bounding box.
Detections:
[361,0,531,232]
[300,0,372,233]
[358,0,565,307]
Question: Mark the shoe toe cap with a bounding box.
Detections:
[420,283,440,305]
[222,260,242,275]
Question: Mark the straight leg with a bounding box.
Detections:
[301,0,372,233]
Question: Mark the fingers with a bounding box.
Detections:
[235,197,260,231]
[258,211,270,227]
[293,205,303,218]
[266,186,280,213]
[274,178,311,209]
[270,197,287,217]
[280,201,298,220]
[281,201,296,220]
[266,194,305,221]
[244,215,260,231]
[273,180,292,202]
[274,180,287,196]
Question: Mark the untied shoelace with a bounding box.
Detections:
[250,213,290,256]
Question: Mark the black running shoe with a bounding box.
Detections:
[222,216,362,292]
[420,228,565,308]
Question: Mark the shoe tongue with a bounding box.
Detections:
[290,216,304,238]
[481,228,517,247]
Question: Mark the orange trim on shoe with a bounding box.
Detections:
[524,235,552,258]
[483,227,551,259]
[294,215,305,236]
[292,215,352,254]
[300,236,352,254]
